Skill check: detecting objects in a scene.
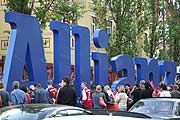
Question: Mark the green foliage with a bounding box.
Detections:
[92,0,108,29]
[34,0,86,29]
[6,0,34,15]
[106,0,140,58]
[6,0,85,29]
[167,1,180,64]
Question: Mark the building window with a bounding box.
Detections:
[43,38,50,48]
[106,21,112,36]
[1,0,7,5]
[91,16,96,39]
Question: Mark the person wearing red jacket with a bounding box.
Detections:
[81,82,92,109]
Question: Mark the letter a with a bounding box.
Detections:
[2,12,48,92]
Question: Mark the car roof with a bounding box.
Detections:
[0,104,85,113]
[44,115,152,120]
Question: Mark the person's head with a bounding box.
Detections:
[13,81,19,89]
[20,86,28,93]
[62,76,70,87]
[140,80,145,88]
[81,82,87,89]
[0,82,4,89]
[125,84,131,90]
[118,85,125,93]
[47,79,53,86]
[173,84,179,90]
[34,83,41,89]
[104,85,111,91]
[96,85,102,93]
[135,83,140,88]
[145,80,152,89]
[29,85,35,92]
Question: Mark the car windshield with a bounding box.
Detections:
[130,100,174,118]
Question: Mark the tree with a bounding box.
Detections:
[92,0,109,29]
[106,0,140,59]
[6,0,85,29]
[6,0,35,15]
[143,0,161,58]
[167,1,180,64]
[34,0,85,29]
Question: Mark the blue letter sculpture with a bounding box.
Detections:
[2,12,48,92]
[135,58,159,87]
[50,21,71,85]
[111,54,135,91]
[72,26,90,97]
[2,12,178,94]
[92,29,108,86]
[159,61,176,85]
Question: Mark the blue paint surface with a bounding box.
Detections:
[3,12,48,92]
[50,21,71,85]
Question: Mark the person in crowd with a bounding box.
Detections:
[46,79,56,103]
[101,85,110,103]
[125,84,132,97]
[10,81,26,105]
[0,82,11,107]
[159,84,171,97]
[29,85,35,103]
[70,72,75,87]
[104,85,115,103]
[20,86,31,104]
[140,80,154,99]
[170,84,180,98]
[80,82,92,109]
[140,80,145,90]
[92,85,107,109]
[115,85,128,111]
[130,83,141,104]
[57,76,77,106]
[34,83,50,103]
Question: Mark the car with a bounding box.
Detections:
[129,98,180,120]
[0,104,92,120]
[43,115,154,120]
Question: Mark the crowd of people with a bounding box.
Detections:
[0,76,180,112]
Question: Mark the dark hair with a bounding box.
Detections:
[0,82,4,89]
[160,84,167,90]
[145,81,152,89]
[135,83,140,88]
[34,83,41,88]
[82,82,87,87]
[62,76,70,85]
[20,86,28,93]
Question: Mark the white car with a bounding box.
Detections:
[43,115,152,120]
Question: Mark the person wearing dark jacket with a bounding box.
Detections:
[57,76,77,106]
[34,83,50,103]
[140,81,154,99]
[0,82,11,107]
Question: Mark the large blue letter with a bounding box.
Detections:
[135,58,159,87]
[92,29,108,86]
[159,61,176,85]
[72,26,90,97]
[2,12,48,92]
[50,21,71,85]
[111,54,135,91]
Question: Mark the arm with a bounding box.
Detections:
[57,89,62,104]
